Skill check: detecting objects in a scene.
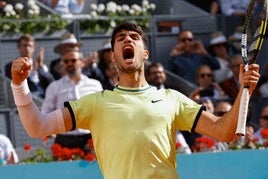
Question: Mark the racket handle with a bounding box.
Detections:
[235,88,250,136]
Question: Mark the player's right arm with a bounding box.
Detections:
[11,57,73,138]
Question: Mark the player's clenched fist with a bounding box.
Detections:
[11,57,32,85]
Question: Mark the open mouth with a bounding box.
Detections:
[123,47,134,60]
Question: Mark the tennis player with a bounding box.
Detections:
[10,22,260,178]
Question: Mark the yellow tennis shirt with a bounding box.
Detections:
[65,85,203,179]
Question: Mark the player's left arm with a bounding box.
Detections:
[194,63,260,142]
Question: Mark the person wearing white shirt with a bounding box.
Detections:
[40,0,84,14]
[218,0,250,16]
[254,105,268,145]
[208,31,233,83]
[41,50,102,148]
[0,134,19,165]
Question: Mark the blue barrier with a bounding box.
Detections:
[0,149,267,179]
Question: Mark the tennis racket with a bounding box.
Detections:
[236,0,268,136]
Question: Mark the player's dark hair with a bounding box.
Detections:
[111,22,148,50]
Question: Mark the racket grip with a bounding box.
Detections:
[235,88,250,136]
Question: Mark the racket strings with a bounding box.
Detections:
[246,0,268,64]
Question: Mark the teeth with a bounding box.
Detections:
[123,46,132,50]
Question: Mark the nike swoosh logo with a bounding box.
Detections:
[151,99,163,103]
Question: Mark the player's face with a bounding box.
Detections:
[111,30,149,73]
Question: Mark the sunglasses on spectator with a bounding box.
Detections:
[180,38,193,43]
[63,58,78,64]
[199,73,212,78]
[260,115,268,120]
[214,111,228,116]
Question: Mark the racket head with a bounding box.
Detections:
[242,0,268,65]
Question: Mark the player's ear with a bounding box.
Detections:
[144,49,149,60]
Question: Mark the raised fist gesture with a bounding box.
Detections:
[11,57,32,85]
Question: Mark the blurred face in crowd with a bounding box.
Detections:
[211,42,228,59]
[178,30,195,53]
[105,61,118,79]
[61,51,83,76]
[100,49,113,63]
[245,125,254,144]
[17,39,35,58]
[259,106,268,129]
[147,65,166,88]
[214,101,232,116]
[196,65,213,88]
[230,55,243,78]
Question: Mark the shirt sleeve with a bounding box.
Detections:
[64,94,95,130]
[171,90,205,131]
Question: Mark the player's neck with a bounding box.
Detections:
[118,73,148,88]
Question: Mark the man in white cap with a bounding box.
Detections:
[50,31,82,80]
[208,31,233,83]
[228,25,243,55]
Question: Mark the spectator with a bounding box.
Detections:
[228,25,243,55]
[39,0,84,15]
[5,34,54,98]
[97,39,113,75]
[146,62,167,89]
[186,0,220,15]
[50,31,82,80]
[219,54,242,100]
[213,100,232,117]
[218,0,250,16]
[189,64,226,102]
[85,38,117,90]
[258,61,268,87]
[213,100,232,151]
[0,134,19,165]
[168,29,220,85]
[253,105,268,146]
[208,31,233,83]
[258,62,268,97]
[41,50,103,149]
[0,0,6,15]
[101,60,119,90]
[82,51,105,83]
[219,54,260,100]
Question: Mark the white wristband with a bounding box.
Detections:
[11,80,32,106]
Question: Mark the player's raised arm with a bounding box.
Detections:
[195,63,260,142]
[10,57,73,138]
